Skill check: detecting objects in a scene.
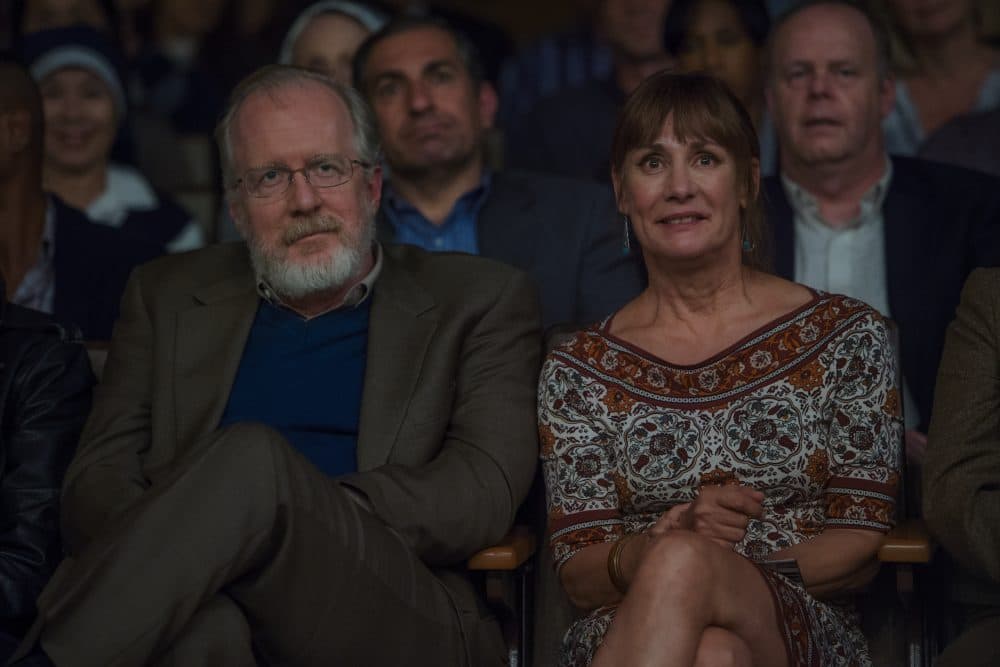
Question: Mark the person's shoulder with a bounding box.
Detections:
[135,242,247,284]
[0,302,80,341]
[384,243,527,289]
[812,292,891,336]
[958,267,1000,309]
[493,169,614,208]
[891,155,1000,196]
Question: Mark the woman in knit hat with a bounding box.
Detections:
[23,25,204,253]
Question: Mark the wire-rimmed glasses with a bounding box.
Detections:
[234,154,372,198]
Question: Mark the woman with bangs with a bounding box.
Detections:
[538,72,901,666]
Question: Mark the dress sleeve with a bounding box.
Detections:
[538,343,624,572]
[823,310,902,532]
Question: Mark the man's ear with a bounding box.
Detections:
[478,81,499,129]
[228,194,248,237]
[878,73,896,119]
[366,164,383,209]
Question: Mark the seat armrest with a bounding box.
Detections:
[468,526,536,570]
[878,518,934,563]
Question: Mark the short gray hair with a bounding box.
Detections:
[215,64,380,192]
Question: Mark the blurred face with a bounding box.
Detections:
[361,26,496,179]
[887,0,974,39]
[676,0,761,106]
[39,67,116,175]
[614,114,749,265]
[21,0,111,34]
[602,0,674,60]
[766,4,893,170]
[157,0,227,38]
[291,13,371,84]
[228,82,382,301]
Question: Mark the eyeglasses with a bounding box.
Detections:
[234,155,372,198]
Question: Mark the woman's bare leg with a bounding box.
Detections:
[591,530,788,667]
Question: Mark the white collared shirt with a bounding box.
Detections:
[783,158,920,427]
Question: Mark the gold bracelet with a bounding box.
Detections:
[607,535,633,595]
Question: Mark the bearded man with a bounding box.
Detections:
[10,65,541,667]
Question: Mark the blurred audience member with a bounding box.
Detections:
[9,0,120,50]
[663,0,776,175]
[919,108,1000,179]
[0,54,161,340]
[925,267,1000,667]
[0,273,94,663]
[879,0,1000,155]
[24,27,203,252]
[763,0,1000,460]
[496,0,612,129]
[354,17,645,326]
[131,0,230,134]
[505,0,674,184]
[279,1,389,84]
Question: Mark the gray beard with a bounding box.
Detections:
[245,213,375,302]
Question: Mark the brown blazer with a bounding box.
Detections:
[57,241,542,619]
[925,267,1000,597]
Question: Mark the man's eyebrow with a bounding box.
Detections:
[423,58,458,73]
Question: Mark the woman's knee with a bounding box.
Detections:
[693,627,752,667]
[633,530,723,592]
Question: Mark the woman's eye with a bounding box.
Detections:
[641,156,663,171]
[696,153,716,166]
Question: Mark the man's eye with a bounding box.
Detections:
[374,81,400,98]
[314,161,347,178]
[429,67,455,84]
[837,67,858,77]
[258,169,284,185]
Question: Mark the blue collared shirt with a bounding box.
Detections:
[381,172,492,255]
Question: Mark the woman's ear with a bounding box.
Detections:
[612,167,626,213]
[742,157,761,208]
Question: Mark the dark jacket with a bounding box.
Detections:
[51,196,163,341]
[764,156,1000,431]
[378,170,645,328]
[0,287,93,637]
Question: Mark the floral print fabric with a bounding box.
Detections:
[539,293,901,666]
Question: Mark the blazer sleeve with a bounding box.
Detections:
[574,188,644,324]
[60,270,156,555]
[338,271,542,565]
[0,334,92,626]
[924,268,1000,582]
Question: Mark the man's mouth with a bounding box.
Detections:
[283,219,341,245]
[803,118,841,128]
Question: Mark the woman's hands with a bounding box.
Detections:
[651,485,765,547]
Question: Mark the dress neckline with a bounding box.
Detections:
[598,287,824,371]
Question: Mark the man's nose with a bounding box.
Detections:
[407,80,433,113]
[287,171,322,213]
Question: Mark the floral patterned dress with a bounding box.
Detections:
[538,293,902,666]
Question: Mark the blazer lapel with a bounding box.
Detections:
[763,177,795,280]
[882,178,924,330]
[477,173,541,272]
[174,270,258,448]
[357,252,438,470]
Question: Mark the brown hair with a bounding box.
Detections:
[610,71,769,270]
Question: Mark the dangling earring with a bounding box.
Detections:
[622,215,631,255]
[742,237,753,252]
